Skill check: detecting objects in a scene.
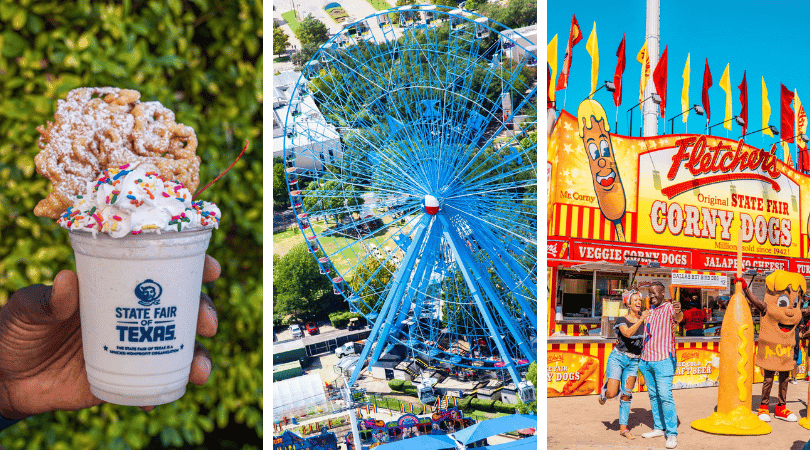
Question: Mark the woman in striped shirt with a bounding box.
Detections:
[598,289,649,440]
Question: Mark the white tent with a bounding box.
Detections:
[272,372,326,419]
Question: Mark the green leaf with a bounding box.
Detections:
[160,428,183,447]
[12,10,27,30]
[1,31,27,57]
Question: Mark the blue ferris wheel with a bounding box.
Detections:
[283,5,537,402]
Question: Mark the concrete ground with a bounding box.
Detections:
[548,381,810,450]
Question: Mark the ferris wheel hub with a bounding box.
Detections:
[423,194,440,215]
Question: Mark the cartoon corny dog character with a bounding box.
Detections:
[741,270,806,422]
[577,99,627,241]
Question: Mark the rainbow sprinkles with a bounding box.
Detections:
[57,163,220,238]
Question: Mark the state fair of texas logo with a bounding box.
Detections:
[135,279,162,307]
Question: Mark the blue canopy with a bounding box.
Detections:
[452,414,537,445]
[479,435,537,450]
[374,434,457,450]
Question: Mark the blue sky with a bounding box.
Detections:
[547,0,810,163]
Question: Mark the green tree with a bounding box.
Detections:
[480,0,536,29]
[302,179,362,224]
[291,42,320,70]
[273,157,291,209]
[391,0,416,23]
[274,243,339,322]
[350,256,397,315]
[274,22,291,55]
[296,15,329,48]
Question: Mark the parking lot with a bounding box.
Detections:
[274,320,340,342]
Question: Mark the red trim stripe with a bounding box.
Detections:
[598,212,605,240]
[565,205,573,237]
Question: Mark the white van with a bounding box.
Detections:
[291,325,303,339]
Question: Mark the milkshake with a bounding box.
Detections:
[59,166,219,405]
[32,87,221,406]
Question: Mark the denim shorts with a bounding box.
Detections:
[606,349,640,395]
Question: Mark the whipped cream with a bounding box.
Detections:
[57,164,220,238]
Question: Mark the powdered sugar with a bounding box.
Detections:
[34,87,201,218]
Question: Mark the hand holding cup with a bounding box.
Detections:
[0,255,220,419]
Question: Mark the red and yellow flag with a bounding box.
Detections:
[637,41,650,113]
[681,53,690,123]
[585,22,598,96]
[702,59,712,123]
[556,14,582,91]
[613,34,626,107]
[548,34,558,102]
[796,90,808,171]
[652,46,668,118]
[738,71,748,136]
[719,64,731,130]
[782,84,795,144]
[762,77,773,137]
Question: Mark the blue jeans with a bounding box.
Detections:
[605,350,640,426]
[639,357,678,436]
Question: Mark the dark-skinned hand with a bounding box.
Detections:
[0,255,220,419]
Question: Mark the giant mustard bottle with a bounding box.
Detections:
[691,232,771,435]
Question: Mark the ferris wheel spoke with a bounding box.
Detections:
[450,89,537,183]
[444,203,535,246]
[438,215,534,380]
[465,220,538,328]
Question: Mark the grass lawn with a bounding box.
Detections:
[273,55,290,63]
[273,216,405,277]
[367,0,392,11]
[280,11,301,33]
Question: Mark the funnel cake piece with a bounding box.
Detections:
[34,87,201,218]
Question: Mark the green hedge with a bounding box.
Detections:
[493,401,516,414]
[470,399,494,412]
[328,311,365,328]
[0,1,262,449]
[387,380,405,391]
[458,396,473,413]
[368,396,425,415]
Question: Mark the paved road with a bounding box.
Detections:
[548,381,810,449]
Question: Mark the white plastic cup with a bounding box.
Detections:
[69,229,212,406]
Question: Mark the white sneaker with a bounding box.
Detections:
[642,429,665,438]
[758,412,771,422]
[665,435,677,449]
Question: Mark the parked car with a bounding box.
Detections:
[306,321,319,335]
[336,341,361,358]
[290,324,303,339]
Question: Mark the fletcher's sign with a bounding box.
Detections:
[663,136,781,198]
[548,105,808,258]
